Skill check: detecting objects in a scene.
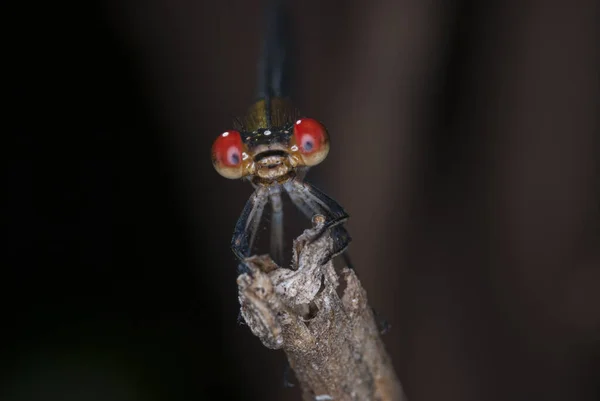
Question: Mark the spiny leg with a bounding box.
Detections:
[231,186,269,264]
[284,179,351,264]
[286,176,355,270]
[285,183,314,220]
[269,187,284,267]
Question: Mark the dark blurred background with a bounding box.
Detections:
[5,0,599,400]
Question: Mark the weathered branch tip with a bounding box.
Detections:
[237,218,407,401]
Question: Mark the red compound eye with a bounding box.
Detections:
[211,130,245,179]
[292,118,330,166]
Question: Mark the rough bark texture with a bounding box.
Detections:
[237,219,406,401]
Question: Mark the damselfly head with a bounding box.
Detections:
[212,116,330,184]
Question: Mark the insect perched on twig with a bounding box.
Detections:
[210,0,351,271]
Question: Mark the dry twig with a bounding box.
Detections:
[237,217,406,401]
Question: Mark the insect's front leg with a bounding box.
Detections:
[231,186,269,263]
[284,179,351,264]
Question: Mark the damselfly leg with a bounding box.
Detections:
[231,186,269,261]
[269,186,284,266]
[284,179,350,263]
[230,177,351,269]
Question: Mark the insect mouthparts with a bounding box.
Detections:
[254,150,288,163]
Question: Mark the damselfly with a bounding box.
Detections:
[211,1,350,270]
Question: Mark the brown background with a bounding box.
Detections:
[5,0,599,400]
